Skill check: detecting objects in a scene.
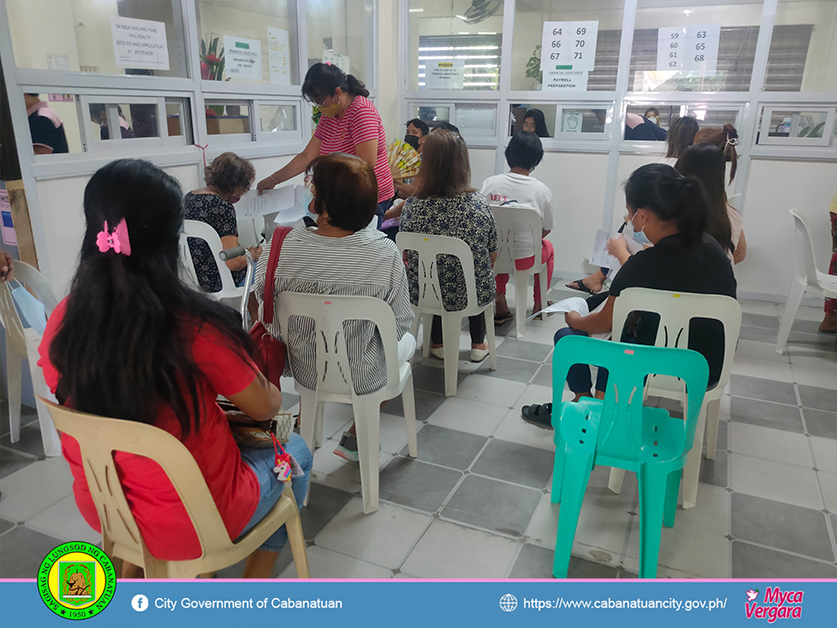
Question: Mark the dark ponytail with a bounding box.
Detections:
[302,62,368,103]
[624,163,708,248]
[675,143,732,252]
[49,159,261,438]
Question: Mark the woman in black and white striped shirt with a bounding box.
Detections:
[254,153,414,462]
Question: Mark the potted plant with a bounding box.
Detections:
[525,44,542,88]
[200,37,225,81]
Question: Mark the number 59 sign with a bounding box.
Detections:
[540,21,598,73]
[657,24,720,76]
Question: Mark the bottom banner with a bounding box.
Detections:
[0,579,833,628]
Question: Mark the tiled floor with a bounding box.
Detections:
[1,288,836,579]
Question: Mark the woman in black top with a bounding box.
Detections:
[522,163,736,426]
[185,152,262,293]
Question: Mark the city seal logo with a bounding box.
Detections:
[38,542,116,620]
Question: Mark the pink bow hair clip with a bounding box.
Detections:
[96,218,132,256]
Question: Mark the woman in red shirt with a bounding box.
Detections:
[38,159,312,578]
[257,63,395,227]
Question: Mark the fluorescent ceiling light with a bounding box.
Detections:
[409,8,424,12]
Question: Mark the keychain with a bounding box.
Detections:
[271,434,293,481]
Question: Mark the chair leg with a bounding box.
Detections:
[608,467,626,494]
[483,308,498,371]
[353,399,381,514]
[513,270,528,339]
[296,387,318,453]
[775,279,806,355]
[552,448,594,578]
[441,314,462,396]
[703,397,722,461]
[285,511,310,578]
[637,464,668,578]
[401,374,418,458]
[681,401,708,510]
[6,351,22,443]
[663,469,681,528]
[421,314,432,359]
[550,439,566,504]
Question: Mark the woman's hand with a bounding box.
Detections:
[248,245,263,261]
[607,235,628,259]
[256,176,277,195]
[565,310,581,329]
[0,253,14,282]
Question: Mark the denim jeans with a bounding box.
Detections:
[377,198,394,230]
[238,433,313,552]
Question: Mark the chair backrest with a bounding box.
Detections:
[181,220,243,300]
[489,204,543,274]
[552,335,709,460]
[276,293,402,397]
[612,288,741,391]
[396,231,480,316]
[0,261,57,354]
[178,232,201,288]
[39,396,237,560]
[789,209,825,288]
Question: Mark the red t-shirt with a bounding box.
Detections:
[314,95,395,203]
[38,299,261,561]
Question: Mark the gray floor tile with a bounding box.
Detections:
[0,526,63,578]
[475,356,540,383]
[509,543,618,578]
[533,364,552,387]
[301,483,354,542]
[798,385,837,413]
[730,397,804,433]
[730,375,797,406]
[618,568,639,578]
[788,330,837,349]
[742,313,780,330]
[803,408,837,440]
[699,450,728,487]
[738,326,780,344]
[410,365,469,395]
[383,389,446,422]
[496,339,554,363]
[0,405,38,439]
[731,493,834,560]
[731,541,837,578]
[715,419,728,451]
[0,424,46,459]
[0,517,14,536]
[379,457,462,513]
[792,318,830,335]
[400,424,487,470]
[442,474,541,537]
[0,448,37,480]
[471,439,554,490]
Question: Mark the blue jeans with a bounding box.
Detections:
[238,433,312,552]
[377,197,394,230]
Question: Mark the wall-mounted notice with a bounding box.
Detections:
[268,27,290,85]
[322,50,350,74]
[541,21,597,91]
[562,110,584,133]
[424,59,465,90]
[224,36,262,80]
[110,17,170,71]
[48,94,74,103]
[657,25,720,76]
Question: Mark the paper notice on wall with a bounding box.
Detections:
[322,50,350,74]
[541,20,598,75]
[562,110,584,132]
[268,27,291,85]
[656,25,720,76]
[224,36,262,81]
[0,191,16,247]
[423,59,465,90]
[110,16,170,71]
[543,69,588,91]
[48,94,74,103]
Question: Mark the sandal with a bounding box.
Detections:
[494,311,514,325]
[533,301,555,321]
[521,403,553,429]
[565,279,596,295]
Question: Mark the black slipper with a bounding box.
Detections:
[565,279,595,295]
[521,403,553,429]
[494,311,514,325]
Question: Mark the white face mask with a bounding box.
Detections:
[624,211,651,246]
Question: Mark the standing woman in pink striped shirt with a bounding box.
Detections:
[257,63,395,228]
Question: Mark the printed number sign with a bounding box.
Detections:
[540,21,598,91]
[656,25,720,76]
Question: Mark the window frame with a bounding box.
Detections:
[757,105,836,147]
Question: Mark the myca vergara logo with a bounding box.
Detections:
[745,587,803,623]
[38,542,116,620]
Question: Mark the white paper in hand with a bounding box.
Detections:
[589,229,620,268]
[528,296,589,321]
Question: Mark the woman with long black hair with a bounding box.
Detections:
[38,159,312,578]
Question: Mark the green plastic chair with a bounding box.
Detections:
[550,335,709,579]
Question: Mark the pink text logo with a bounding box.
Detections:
[745,587,803,623]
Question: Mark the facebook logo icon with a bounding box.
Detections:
[131,594,149,612]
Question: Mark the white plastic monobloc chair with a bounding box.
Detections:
[606,288,741,510]
[489,204,549,339]
[396,232,498,396]
[0,261,61,456]
[775,209,837,355]
[276,293,418,514]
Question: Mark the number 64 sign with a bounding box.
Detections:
[540,21,599,74]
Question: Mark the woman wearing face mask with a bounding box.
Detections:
[257,64,395,228]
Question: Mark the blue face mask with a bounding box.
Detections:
[302,187,318,221]
[10,280,47,335]
[624,212,651,246]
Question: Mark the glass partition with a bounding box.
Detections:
[307,0,374,87]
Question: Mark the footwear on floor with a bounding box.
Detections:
[470,347,489,362]
[430,346,445,360]
[533,300,555,321]
[494,311,513,325]
[521,403,553,429]
[334,431,359,462]
[565,279,596,295]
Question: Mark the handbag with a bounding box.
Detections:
[249,226,293,389]
[220,402,293,446]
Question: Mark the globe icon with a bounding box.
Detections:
[499,593,518,612]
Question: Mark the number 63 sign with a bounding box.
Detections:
[656,24,720,76]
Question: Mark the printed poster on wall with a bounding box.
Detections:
[268,27,291,85]
[224,36,262,81]
[541,20,597,91]
[110,16,170,71]
[656,24,720,76]
[423,59,465,90]
[322,50,350,74]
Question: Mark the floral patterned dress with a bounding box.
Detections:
[400,191,498,311]
[184,192,244,293]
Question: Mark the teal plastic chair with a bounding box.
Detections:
[550,335,709,579]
